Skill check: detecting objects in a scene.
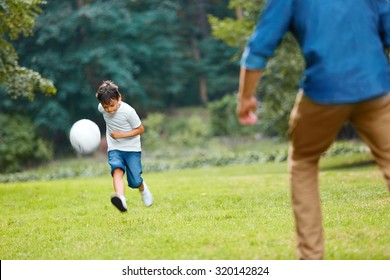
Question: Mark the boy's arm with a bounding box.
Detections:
[110,124,144,139]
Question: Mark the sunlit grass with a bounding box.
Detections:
[1,154,389,260]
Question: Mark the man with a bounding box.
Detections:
[237,0,390,259]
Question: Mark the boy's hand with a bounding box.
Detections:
[110,125,144,139]
[110,130,124,139]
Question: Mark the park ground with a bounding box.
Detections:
[0,139,389,260]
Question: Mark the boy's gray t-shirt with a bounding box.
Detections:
[98,101,142,152]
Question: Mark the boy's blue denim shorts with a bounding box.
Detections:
[108,150,143,189]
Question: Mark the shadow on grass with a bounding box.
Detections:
[321,159,375,171]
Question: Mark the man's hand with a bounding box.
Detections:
[237,96,258,125]
[236,67,262,125]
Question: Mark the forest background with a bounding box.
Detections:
[2,0,314,173]
[2,1,389,263]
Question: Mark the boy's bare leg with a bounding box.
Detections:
[111,168,127,212]
[113,168,125,195]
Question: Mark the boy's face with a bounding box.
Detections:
[101,97,121,114]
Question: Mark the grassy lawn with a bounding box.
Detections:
[0,152,389,260]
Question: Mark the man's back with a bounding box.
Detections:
[243,0,390,103]
[291,0,389,103]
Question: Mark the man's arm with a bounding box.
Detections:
[236,67,262,120]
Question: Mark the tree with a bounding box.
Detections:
[209,0,304,137]
[0,0,56,100]
[3,0,240,154]
[176,0,237,105]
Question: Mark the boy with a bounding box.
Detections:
[96,80,153,212]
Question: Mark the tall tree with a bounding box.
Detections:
[209,0,304,137]
[192,0,209,104]
[0,0,56,100]
[5,0,239,153]
[177,0,237,105]
[10,0,190,152]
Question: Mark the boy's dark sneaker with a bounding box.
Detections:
[111,195,127,212]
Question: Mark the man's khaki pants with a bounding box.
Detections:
[288,91,390,260]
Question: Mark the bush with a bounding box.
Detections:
[208,94,261,137]
[0,114,53,173]
[325,141,369,156]
[143,112,211,150]
[142,113,167,150]
[169,115,211,147]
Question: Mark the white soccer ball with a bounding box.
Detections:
[69,119,101,155]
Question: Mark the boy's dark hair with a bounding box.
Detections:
[96,80,121,104]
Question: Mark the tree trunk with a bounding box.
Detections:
[235,6,243,20]
[191,36,208,104]
[195,0,210,37]
[192,0,209,104]
[76,0,84,9]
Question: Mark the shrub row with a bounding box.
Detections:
[0,141,368,183]
[0,114,53,173]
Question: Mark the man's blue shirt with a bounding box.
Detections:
[241,0,390,104]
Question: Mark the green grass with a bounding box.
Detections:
[0,154,389,260]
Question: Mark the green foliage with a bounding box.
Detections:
[170,115,211,147]
[0,0,56,99]
[0,114,53,173]
[0,58,57,100]
[208,94,260,136]
[142,111,211,150]
[209,0,263,48]
[209,0,305,138]
[208,15,254,48]
[6,0,241,155]
[0,139,372,182]
[0,0,43,40]
[325,141,370,157]
[208,94,236,136]
[142,113,167,150]
[17,0,192,109]
[199,37,240,100]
